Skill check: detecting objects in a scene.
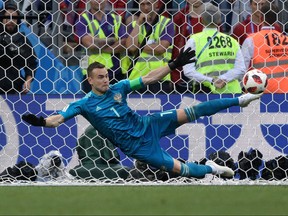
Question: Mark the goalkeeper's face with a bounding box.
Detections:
[88,68,110,95]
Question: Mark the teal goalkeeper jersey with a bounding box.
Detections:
[59,79,150,156]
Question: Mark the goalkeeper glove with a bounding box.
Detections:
[168,47,196,71]
[22,114,46,127]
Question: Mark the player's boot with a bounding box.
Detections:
[238,93,263,107]
[205,160,234,178]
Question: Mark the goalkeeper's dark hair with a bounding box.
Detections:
[87,61,106,77]
[261,2,279,25]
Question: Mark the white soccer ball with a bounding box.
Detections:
[242,69,268,94]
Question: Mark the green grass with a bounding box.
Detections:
[0,185,287,215]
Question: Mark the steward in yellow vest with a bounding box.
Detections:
[125,0,175,93]
[81,13,121,73]
[75,0,127,92]
[182,4,245,94]
[127,16,173,80]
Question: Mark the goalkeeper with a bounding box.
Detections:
[22,48,262,179]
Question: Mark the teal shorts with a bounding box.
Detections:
[131,109,180,172]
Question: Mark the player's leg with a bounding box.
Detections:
[173,158,234,178]
[172,158,212,178]
[135,147,214,178]
[136,146,234,178]
[148,151,234,178]
[134,109,235,178]
[178,93,262,124]
[132,129,215,178]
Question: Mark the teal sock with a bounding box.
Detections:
[180,162,213,178]
[184,98,239,121]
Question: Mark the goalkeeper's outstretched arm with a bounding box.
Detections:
[142,47,196,85]
[22,114,64,128]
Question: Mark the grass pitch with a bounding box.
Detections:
[0,185,287,215]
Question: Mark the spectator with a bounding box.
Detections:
[125,0,175,93]
[60,0,86,55]
[280,0,288,32]
[123,0,140,25]
[156,0,176,17]
[75,0,127,93]
[0,1,38,94]
[211,0,235,33]
[232,0,252,25]
[231,0,282,45]
[173,0,186,11]
[33,0,53,40]
[241,2,288,93]
[124,0,173,26]
[172,0,214,91]
[108,0,126,19]
[183,3,245,93]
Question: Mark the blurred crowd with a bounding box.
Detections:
[0,0,287,94]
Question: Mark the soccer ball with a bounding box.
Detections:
[242,69,268,94]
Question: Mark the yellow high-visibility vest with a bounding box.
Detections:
[191,29,242,93]
[128,16,173,81]
[82,13,121,75]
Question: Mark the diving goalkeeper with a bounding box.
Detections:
[22,48,262,178]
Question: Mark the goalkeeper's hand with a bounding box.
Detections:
[22,113,46,127]
[168,47,196,71]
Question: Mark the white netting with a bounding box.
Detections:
[0,0,287,185]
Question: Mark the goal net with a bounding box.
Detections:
[0,0,287,185]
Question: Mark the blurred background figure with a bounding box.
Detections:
[231,0,282,45]
[171,0,214,92]
[125,0,174,93]
[75,0,127,93]
[183,4,245,94]
[60,0,86,55]
[124,0,174,25]
[241,2,288,93]
[210,0,235,33]
[0,1,38,94]
[108,0,126,18]
[123,0,140,25]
